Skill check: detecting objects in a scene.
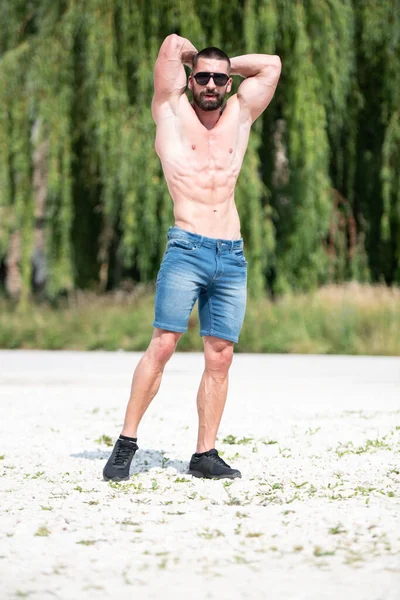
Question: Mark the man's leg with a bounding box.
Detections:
[103,328,181,481]
[121,327,182,437]
[188,335,240,479]
[195,335,234,453]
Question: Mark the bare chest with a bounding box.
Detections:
[155,98,250,172]
[183,126,238,170]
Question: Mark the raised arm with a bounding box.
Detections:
[152,34,197,118]
[231,54,282,124]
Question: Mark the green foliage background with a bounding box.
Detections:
[0,0,399,305]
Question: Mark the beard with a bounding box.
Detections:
[192,89,225,112]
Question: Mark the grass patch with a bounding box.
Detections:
[335,437,392,457]
[1,284,399,354]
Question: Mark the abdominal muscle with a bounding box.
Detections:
[163,160,242,240]
[154,96,249,241]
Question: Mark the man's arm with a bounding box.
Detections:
[152,34,197,118]
[231,54,282,123]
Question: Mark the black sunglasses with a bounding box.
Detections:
[193,72,230,86]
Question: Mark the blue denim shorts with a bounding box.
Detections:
[153,226,248,343]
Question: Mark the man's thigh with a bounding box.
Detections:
[198,259,247,344]
[152,249,202,334]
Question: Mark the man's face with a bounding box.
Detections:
[189,58,232,112]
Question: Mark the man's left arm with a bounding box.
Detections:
[231,54,282,123]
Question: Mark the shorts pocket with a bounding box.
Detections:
[167,238,198,251]
[232,248,247,265]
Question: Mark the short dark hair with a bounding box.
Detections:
[193,47,231,73]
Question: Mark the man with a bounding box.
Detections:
[103,34,281,481]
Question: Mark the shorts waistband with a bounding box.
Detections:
[168,226,243,250]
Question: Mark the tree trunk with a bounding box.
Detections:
[5,231,21,299]
[32,135,49,291]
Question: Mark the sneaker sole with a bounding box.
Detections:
[188,469,241,480]
[103,474,131,482]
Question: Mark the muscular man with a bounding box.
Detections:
[103,35,281,481]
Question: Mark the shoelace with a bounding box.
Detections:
[207,452,230,468]
[114,442,136,466]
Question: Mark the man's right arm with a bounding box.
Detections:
[152,34,197,118]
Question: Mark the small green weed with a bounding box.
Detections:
[233,555,250,564]
[291,481,308,489]
[34,526,50,537]
[272,482,283,490]
[95,434,113,447]
[24,471,45,479]
[306,427,321,435]
[329,523,347,535]
[222,435,253,445]
[198,528,224,539]
[77,540,96,546]
[165,511,186,516]
[314,546,335,557]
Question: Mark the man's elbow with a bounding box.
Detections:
[262,55,282,82]
[269,55,282,73]
[160,34,184,55]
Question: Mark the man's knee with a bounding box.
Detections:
[148,328,181,365]
[204,338,234,374]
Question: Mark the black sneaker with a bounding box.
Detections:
[188,449,241,480]
[103,437,138,481]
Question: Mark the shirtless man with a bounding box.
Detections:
[103,35,281,481]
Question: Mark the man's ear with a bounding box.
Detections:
[188,74,193,91]
[227,78,233,93]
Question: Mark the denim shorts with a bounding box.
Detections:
[153,226,248,343]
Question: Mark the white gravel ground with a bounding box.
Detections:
[0,350,399,600]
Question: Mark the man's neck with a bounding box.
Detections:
[192,103,222,130]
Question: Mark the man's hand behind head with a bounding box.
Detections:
[182,50,197,69]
